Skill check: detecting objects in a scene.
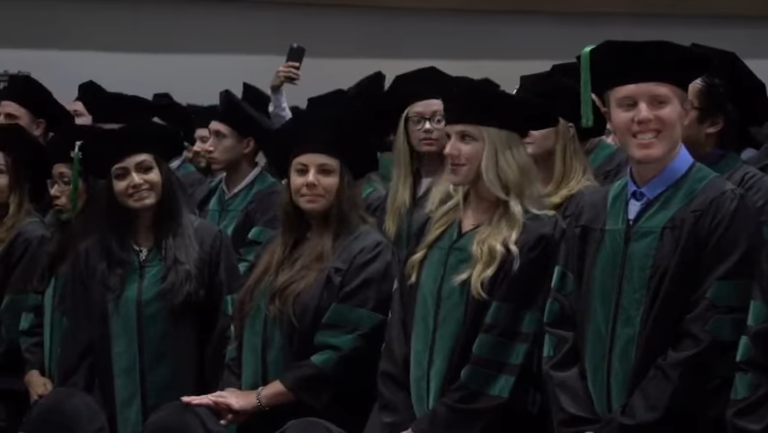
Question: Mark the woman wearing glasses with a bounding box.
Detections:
[380,67,453,258]
[0,124,50,432]
[19,125,100,404]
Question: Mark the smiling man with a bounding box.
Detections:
[543,40,764,433]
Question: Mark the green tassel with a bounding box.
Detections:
[69,141,82,218]
[580,44,596,129]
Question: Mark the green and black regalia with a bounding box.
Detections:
[56,217,241,433]
[202,168,281,238]
[586,138,628,186]
[223,225,397,433]
[378,214,562,433]
[544,163,763,433]
[0,215,49,381]
[706,151,768,223]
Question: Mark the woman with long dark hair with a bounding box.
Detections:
[23,121,241,433]
[147,90,398,433]
[19,125,101,403]
[0,123,50,432]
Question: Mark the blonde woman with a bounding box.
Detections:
[516,70,597,213]
[380,66,452,257]
[378,78,563,433]
[0,124,50,432]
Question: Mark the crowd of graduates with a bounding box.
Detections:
[0,38,767,433]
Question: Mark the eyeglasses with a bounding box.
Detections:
[47,178,72,192]
[405,115,446,130]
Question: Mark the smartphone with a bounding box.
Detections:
[285,43,307,69]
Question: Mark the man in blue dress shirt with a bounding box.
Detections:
[543,40,764,433]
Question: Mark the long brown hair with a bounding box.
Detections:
[0,155,34,249]
[236,166,370,329]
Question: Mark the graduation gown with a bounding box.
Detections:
[376,186,433,263]
[586,139,628,186]
[57,216,241,433]
[378,215,562,433]
[223,225,397,433]
[708,152,768,223]
[362,173,387,222]
[19,277,66,384]
[229,184,282,277]
[173,160,212,212]
[0,215,49,380]
[746,143,768,175]
[202,169,279,237]
[543,163,762,433]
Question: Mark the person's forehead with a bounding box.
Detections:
[0,100,31,116]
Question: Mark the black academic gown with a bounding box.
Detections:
[361,173,388,221]
[229,184,282,277]
[173,160,212,212]
[0,216,49,380]
[708,152,768,224]
[223,225,398,433]
[375,185,434,263]
[57,216,241,433]
[200,170,280,238]
[746,143,768,175]
[378,214,562,433]
[544,163,763,433]
[19,212,77,386]
[587,139,628,186]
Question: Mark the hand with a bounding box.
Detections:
[182,388,256,425]
[24,370,53,402]
[270,63,301,90]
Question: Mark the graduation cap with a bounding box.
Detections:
[549,62,580,86]
[46,124,99,214]
[0,75,73,133]
[691,43,768,129]
[444,76,559,136]
[80,122,186,179]
[187,104,218,131]
[517,70,606,141]
[241,82,271,118]
[578,40,710,128]
[0,123,48,194]
[152,93,197,144]
[75,80,107,109]
[347,71,391,151]
[47,124,99,167]
[264,90,378,181]
[213,90,273,144]
[384,66,452,133]
[82,90,157,125]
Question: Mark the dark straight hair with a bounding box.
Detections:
[86,157,200,304]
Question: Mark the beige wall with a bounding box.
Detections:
[1,0,768,105]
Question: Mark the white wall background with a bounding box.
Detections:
[2,0,768,105]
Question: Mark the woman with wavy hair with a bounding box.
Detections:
[0,123,50,432]
[380,66,453,257]
[515,70,598,214]
[378,78,563,433]
[23,122,240,433]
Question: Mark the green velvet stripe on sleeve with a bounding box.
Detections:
[309,303,386,372]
